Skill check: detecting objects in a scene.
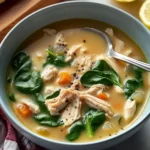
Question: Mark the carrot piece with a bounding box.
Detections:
[17,103,32,117]
[58,72,72,85]
[97,92,108,100]
[116,60,126,67]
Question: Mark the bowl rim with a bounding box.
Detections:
[0,0,150,146]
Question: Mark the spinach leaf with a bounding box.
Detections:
[124,79,139,99]
[66,121,84,141]
[80,70,122,88]
[12,52,42,94]
[34,93,47,111]
[33,93,63,127]
[14,71,42,94]
[44,48,70,68]
[15,59,32,78]
[83,110,105,137]
[80,60,122,88]
[12,52,30,70]
[8,93,16,102]
[123,65,144,99]
[34,113,62,127]
[133,66,144,87]
[45,90,60,99]
[12,52,32,77]
[92,60,117,74]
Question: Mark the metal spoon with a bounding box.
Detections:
[84,27,150,71]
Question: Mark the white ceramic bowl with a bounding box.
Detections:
[0,1,150,150]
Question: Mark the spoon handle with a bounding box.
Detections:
[109,49,150,71]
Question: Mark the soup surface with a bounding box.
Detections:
[7,19,149,142]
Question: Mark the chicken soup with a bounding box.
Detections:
[7,19,149,142]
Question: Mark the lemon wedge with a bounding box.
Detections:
[116,0,136,2]
[139,0,150,28]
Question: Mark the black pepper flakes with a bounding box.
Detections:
[73,73,76,77]
[65,100,69,103]
[83,40,86,43]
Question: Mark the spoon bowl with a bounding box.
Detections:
[84,27,150,72]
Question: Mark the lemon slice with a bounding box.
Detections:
[139,0,150,28]
[116,0,136,2]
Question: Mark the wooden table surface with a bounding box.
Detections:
[0,0,147,42]
[0,0,62,42]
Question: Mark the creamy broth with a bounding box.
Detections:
[7,19,149,142]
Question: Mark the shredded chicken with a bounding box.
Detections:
[87,84,108,95]
[55,33,67,45]
[124,99,136,122]
[41,65,58,82]
[61,95,82,126]
[43,28,56,36]
[72,56,92,73]
[65,44,81,62]
[65,44,87,62]
[45,89,76,115]
[105,28,124,52]
[71,79,81,91]
[45,88,113,118]
[54,33,67,54]
[80,93,113,117]
[105,28,133,57]
[21,99,40,114]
